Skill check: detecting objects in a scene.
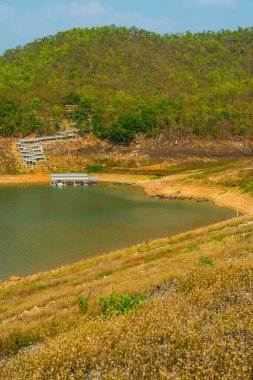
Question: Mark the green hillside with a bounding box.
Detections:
[0,26,253,142]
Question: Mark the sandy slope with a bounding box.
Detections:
[0,174,50,185]
[139,174,253,215]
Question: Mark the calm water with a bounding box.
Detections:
[0,185,235,280]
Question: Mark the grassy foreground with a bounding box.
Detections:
[0,214,253,379]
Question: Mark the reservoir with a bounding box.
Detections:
[0,185,235,280]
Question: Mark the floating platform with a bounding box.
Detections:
[50,173,98,186]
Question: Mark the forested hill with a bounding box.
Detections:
[0,26,253,142]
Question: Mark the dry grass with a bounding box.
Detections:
[0,215,252,379]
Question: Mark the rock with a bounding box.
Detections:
[9,276,21,282]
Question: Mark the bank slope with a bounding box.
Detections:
[0,215,253,379]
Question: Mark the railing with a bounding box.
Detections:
[17,130,77,165]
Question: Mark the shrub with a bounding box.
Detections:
[99,292,145,319]
[0,290,12,299]
[199,257,214,266]
[8,329,38,353]
[88,164,103,173]
[144,248,173,262]
[212,234,226,242]
[187,243,198,252]
[77,296,89,314]
[36,284,47,291]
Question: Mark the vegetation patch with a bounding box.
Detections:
[87,164,103,173]
[187,243,198,252]
[5,328,39,354]
[77,296,89,315]
[0,290,12,299]
[36,284,48,291]
[144,247,173,262]
[212,234,226,242]
[99,292,146,319]
[198,257,214,266]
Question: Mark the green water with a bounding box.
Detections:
[0,184,235,280]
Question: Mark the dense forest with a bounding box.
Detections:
[0,26,253,142]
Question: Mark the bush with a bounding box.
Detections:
[99,292,145,319]
[88,164,103,173]
[187,243,198,252]
[0,290,12,299]
[77,296,89,314]
[8,329,38,353]
[199,257,214,266]
[36,284,47,291]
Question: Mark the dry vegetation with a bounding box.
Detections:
[0,215,252,379]
[0,134,253,177]
[0,139,20,174]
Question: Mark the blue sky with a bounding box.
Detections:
[0,0,252,53]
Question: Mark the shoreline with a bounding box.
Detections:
[0,173,149,186]
[0,172,252,215]
[137,174,253,215]
[0,174,50,185]
[0,171,252,284]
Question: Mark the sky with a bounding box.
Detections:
[0,0,252,53]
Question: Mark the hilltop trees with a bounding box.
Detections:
[0,26,252,142]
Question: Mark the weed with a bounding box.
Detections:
[88,164,103,173]
[212,234,226,242]
[99,292,145,319]
[187,243,198,252]
[36,285,48,291]
[144,247,173,262]
[115,264,136,272]
[0,290,12,299]
[242,182,253,194]
[161,248,173,254]
[199,257,214,266]
[144,256,156,262]
[8,329,38,353]
[77,296,89,314]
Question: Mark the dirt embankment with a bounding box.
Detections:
[1,136,253,176]
[138,173,253,215]
[0,174,50,185]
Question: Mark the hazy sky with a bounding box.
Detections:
[0,0,252,53]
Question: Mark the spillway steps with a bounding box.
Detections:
[17,130,77,166]
[17,142,45,166]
